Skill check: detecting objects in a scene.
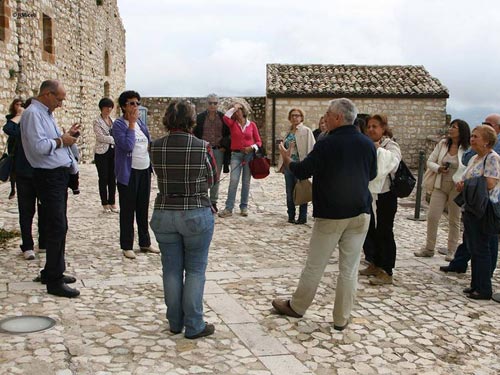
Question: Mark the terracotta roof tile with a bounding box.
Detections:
[266,64,449,98]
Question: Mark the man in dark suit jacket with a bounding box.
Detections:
[194,94,231,212]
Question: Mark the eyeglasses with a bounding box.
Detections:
[208,102,218,105]
[49,92,65,102]
[126,101,140,106]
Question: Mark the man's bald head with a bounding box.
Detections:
[483,113,500,135]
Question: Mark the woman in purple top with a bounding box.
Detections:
[113,90,158,259]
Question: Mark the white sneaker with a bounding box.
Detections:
[218,209,233,218]
[140,246,160,254]
[122,250,136,259]
[23,250,36,260]
[240,208,248,217]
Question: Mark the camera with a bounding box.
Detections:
[275,139,283,146]
[444,162,451,169]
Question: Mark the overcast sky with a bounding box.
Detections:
[117,0,500,126]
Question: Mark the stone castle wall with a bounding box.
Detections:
[141,96,267,141]
[266,97,448,167]
[0,0,126,162]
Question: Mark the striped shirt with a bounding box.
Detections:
[151,131,217,210]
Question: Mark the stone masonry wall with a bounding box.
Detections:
[141,96,266,142]
[265,97,448,167]
[0,0,126,162]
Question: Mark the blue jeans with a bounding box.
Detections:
[225,152,253,211]
[209,149,224,205]
[284,167,307,221]
[463,212,493,297]
[150,207,214,337]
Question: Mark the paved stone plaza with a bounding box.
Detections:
[0,164,499,375]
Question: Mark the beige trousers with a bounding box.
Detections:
[426,179,461,253]
[290,213,370,327]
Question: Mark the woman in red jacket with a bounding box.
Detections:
[218,103,262,218]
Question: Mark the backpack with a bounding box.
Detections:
[389,160,416,198]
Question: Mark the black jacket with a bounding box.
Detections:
[290,125,377,219]
[194,110,231,173]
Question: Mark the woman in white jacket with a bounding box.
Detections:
[359,114,401,285]
[415,119,470,260]
[277,108,315,224]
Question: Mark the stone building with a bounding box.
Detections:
[0,0,126,161]
[266,64,449,167]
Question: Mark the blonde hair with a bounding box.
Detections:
[473,125,497,148]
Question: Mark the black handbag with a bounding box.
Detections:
[389,160,416,198]
[0,152,13,182]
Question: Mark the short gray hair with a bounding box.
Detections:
[39,80,60,95]
[328,98,358,125]
[207,93,218,101]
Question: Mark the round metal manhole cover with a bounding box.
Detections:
[0,316,56,334]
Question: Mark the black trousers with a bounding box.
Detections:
[34,167,69,284]
[117,168,151,250]
[363,191,398,275]
[16,175,46,251]
[94,148,116,205]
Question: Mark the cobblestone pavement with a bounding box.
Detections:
[0,164,499,375]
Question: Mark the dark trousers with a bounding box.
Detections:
[284,167,307,222]
[117,168,151,250]
[34,167,69,284]
[363,191,398,275]
[463,212,493,296]
[94,149,116,205]
[16,175,46,251]
[449,233,498,276]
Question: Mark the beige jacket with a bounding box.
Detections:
[427,139,466,188]
[277,123,315,172]
[93,115,115,154]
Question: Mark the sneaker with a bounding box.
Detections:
[445,250,455,262]
[369,270,393,285]
[109,205,120,213]
[414,248,434,257]
[122,250,136,259]
[240,208,248,217]
[23,250,36,260]
[359,263,381,276]
[103,205,111,213]
[218,209,232,218]
[140,246,160,253]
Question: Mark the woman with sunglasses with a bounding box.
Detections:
[277,108,315,224]
[113,90,158,259]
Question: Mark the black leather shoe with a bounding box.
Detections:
[35,274,77,285]
[463,287,474,294]
[47,283,80,298]
[295,219,307,225]
[288,218,295,224]
[439,265,466,274]
[467,291,491,300]
[185,323,215,339]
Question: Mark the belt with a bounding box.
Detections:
[232,150,242,153]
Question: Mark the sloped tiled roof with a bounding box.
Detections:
[266,64,449,98]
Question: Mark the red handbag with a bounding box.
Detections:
[249,155,270,179]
